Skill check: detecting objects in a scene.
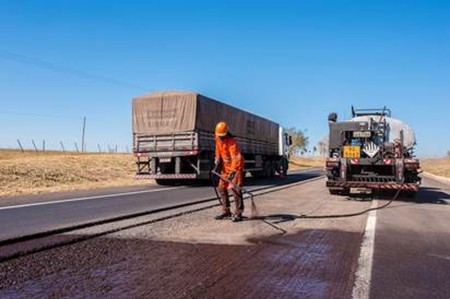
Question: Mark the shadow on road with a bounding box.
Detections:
[344,186,449,205]
[414,187,449,205]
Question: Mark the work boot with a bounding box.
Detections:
[231,214,242,222]
[215,212,231,220]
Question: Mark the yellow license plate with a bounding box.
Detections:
[343,146,361,158]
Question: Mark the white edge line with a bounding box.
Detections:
[352,200,378,299]
[0,186,185,211]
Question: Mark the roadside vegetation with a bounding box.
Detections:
[421,157,450,178]
[0,150,148,197]
[289,156,325,170]
[0,149,327,198]
[9,149,448,197]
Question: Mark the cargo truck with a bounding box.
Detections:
[326,107,421,195]
[133,91,291,185]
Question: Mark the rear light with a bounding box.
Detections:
[326,158,339,168]
[405,159,420,170]
[183,150,199,156]
[383,159,393,165]
[349,159,359,165]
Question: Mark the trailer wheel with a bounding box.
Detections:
[329,188,350,196]
[329,189,341,195]
[341,188,350,196]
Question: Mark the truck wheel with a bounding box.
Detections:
[266,161,275,178]
[341,188,350,196]
[155,179,175,186]
[329,189,341,195]
[402,190,417,199]
[329,188,350,196]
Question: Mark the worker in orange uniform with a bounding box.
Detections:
[213,121,245,222]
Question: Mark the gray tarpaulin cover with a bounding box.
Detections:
[132,91,279,143]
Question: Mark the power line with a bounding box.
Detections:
[0,50,148,91]
[0,110,81,119]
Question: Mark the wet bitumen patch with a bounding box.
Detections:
[0,229,362,299]
[0,178,370,298]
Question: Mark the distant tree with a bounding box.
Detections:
[447,150,450,157]
[285,127,308,156]
[318,137,329,157]
[313,146,318,156]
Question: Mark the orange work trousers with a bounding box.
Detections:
[218,170,244,215]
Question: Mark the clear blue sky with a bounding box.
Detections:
[1,0,449,156]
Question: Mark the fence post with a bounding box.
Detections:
[75,142,79,152]
[60,141,65,152]
[81,116,86,152]
[32,140,38,152]
[17,139,24,153]
[42,140,45,152]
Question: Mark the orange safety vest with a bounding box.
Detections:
[215,136,245,173]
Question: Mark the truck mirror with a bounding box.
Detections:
[328,113,338,122]
[288,136,293,146]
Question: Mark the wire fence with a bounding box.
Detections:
[14,139,131,154]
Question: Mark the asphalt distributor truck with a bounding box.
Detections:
[133,91,291,185]
[326,107,421,195]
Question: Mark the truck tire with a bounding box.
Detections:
[402,190,417,199]
[155,179,176,186]
[329,188,350,196]
[329,189,341,195]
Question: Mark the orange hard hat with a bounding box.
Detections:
[215,121,228,137]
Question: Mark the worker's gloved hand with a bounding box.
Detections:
[213,158,221,172]
[227,171,236,181]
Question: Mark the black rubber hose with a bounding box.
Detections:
[254,183,403,223]
[209,166,223,206]
[210,169,404,235]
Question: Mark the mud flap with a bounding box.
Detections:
[340,158,347,181]
[395,159,404,183]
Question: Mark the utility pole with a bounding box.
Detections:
[81,116,86,152]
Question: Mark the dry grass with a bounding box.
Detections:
[0,150,149,197]
[0,149,327,198]
[420,157,450,178]
[289,156,326,170]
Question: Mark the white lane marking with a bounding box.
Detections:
[0,186,185,211]
[352,200,378,299]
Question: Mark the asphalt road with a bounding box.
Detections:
[371,176,450,298]
[0,169,323,242]
[0,172,448,298]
